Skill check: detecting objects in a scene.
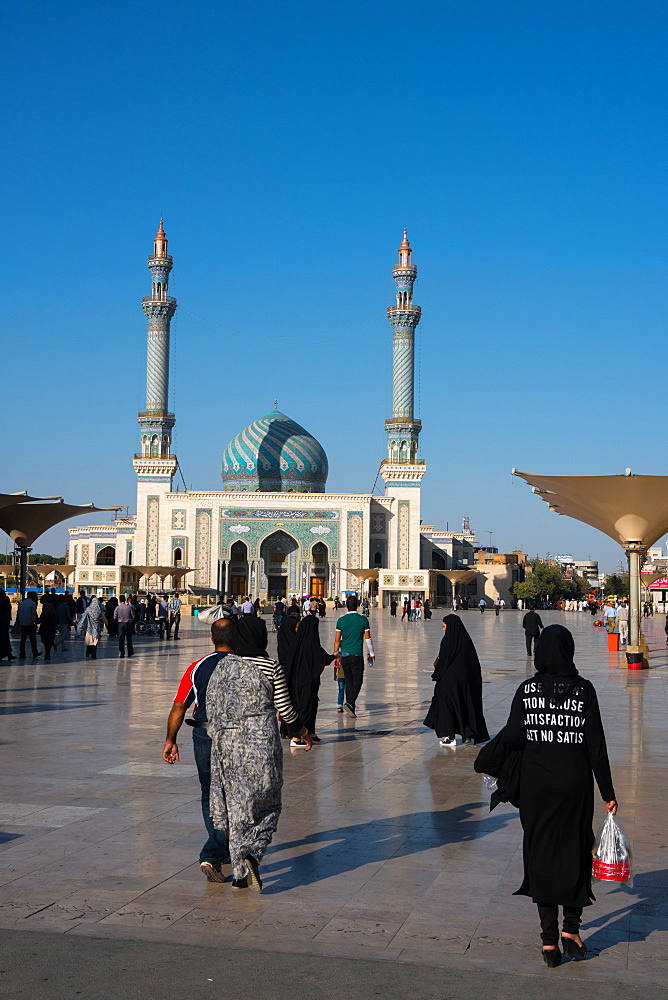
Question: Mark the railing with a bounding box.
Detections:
[142,295,177,304]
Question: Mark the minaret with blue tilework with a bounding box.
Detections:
[384,230,422,465]
[133,220,178,488]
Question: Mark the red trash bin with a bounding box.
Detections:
[607,632,620,652]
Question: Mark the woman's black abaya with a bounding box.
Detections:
[277,615,299,669]
[282,615,333,737]
[423,615,489,743]
[503,624,616,908]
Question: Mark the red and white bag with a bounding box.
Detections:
[592,813,633,886]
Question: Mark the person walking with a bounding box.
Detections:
[147,593,157,623]
[317,597,326,618]
[390,598,398,618]
[0,588,15,661]
[603,602,617,633]
[54,596,72,652]
[333,595,375,718]
[168,593,182,640]
[523,605,544,656]
[104,596,119,636]
[424,615,489,747]
[114,595,135,658]
[157,596,169,638]
[478,599,487,614]
[423,598,432,620]
[280,614,334,745]
[494,598,501,616]
[616,601,629,645]
[77,596,104,658]
[206,615,312,890]
[500,624,617,966]
[163,613,236,883]
[240,595,254,615]
[273,598,286,631]
[17,592,40,659]
[38,596,58,661]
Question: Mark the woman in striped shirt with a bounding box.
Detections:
[206,616,311,891]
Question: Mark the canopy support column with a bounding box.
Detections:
[627,543,643,648]
[18,546,30,600]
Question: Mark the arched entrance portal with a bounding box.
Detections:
[229,540,249,599]
[310,541,329,599]
[260,531,298,600]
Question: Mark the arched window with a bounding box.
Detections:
[96,545,116,566]
[399,442,408,462]
[151,435,159,457]
[373,550,382,567]
[173,547,182,567]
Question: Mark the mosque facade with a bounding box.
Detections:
[68,224,476,604]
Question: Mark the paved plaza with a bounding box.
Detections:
[0,609,667,994]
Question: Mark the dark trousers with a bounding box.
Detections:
[158,616,168,638]
[118,622,134,656]
[525,632,539,655]
[537,903,583,946]
[19,624,38,656]
[192,727,229,863]
[341,654,365,710]
[170,614,180,639]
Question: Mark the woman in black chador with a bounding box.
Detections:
[424,615,489,747]
[280,615,333,746]
[503,624,617,967]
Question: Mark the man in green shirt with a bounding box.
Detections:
[333,595,376,717]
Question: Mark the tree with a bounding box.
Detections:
[605,573,630,597]
[512,560,590,602]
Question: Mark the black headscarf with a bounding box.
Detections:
[233,615,269,658]
[277,615,299,668]
[534,624,579,699]
[290,615,334,681]
[432,614,481,683]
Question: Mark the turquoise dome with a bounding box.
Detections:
[222,409,328,493]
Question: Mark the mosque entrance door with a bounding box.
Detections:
[310,577,325,599]
[231,576,247,598]
[268,576,287,599]
[229,540,249,600]
[260,530,298,601]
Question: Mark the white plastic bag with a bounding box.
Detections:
[592,813,633,887]
[482,774,498,792]
[197,605,225,624]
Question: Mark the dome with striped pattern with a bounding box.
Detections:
[221,409,328,493]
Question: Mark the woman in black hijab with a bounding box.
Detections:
[277,613,299,668]
[281,614,334,745]
[234,615,270,657]
[424,615,489,747]
[0,589,14,661]
[502,624,617,966]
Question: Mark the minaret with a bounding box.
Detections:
[383,229,423,466]
[380,230,426,571]
[133,220,178,488]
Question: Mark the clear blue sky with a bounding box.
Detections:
[3,0,667,572]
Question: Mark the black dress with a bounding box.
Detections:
[423,615,489,743]
[503,625,616,907]
[0,592,12,658]
[281,615,333,736]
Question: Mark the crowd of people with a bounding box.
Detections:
[160,595,618,968]
[0,589,183,661]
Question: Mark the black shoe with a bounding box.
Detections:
[118,653,125,658]
[310,734,321,743]
[542,947,562,967]
[343,702,356,718]
[232,877,248,889]
[34,651,42,657]
[245,854,262,892]
[561,936,587,959]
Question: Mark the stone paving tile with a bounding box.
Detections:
[1,610,668,987]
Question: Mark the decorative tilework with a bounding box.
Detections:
[382,574,394,586]
[147,496,160,564]
[73,545,78,566]
[195,509,212,586]
[310,525,331,535]
[398,575,409,586]
[412,575,423,587]
[93,571,103,582]
[106,571,116,581]
[346,511,363,589]
[398,501,410,569]
[80,571,89,581]
[81,544,89,566]
[171,509,187,530]
[95,542,111,556]
[126,540,133,563]
[371,512,386,535]
[171,537,186,560]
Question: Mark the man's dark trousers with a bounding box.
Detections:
[525,632,539,655]
[118,622,134,656]
[19,625,38,657]
[192,726,229,863]
[341,654,365,710]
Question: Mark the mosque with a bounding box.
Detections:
[67,223,480,606]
